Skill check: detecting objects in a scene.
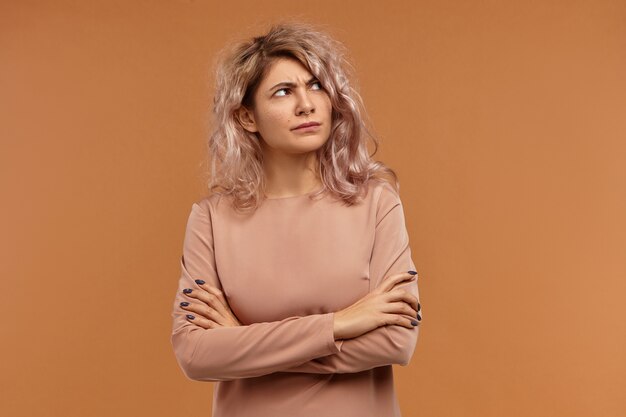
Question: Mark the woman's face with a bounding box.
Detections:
[238,57,333,156]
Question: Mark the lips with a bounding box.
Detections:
[292,121,321,130]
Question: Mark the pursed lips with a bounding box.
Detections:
[292,122,321,130]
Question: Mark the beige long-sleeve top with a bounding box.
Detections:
[170,179,420,417]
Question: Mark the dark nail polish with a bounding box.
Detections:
[417,314,422,321]
[411,320,418,326]
[408,270,417,275]
[417,303,421,312]
[183,288,192,294]
[180,302,189,307]
[195,279,205,285]
[186,314,195,320]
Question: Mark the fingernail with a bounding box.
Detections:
[411,320,418,326]
[186,314,195,320]
[408,271,417,275]
[180,302,189,307]
[417,314,422,321]
[417,303,421,312]
[183,288,192,294]
[195,279,205,285]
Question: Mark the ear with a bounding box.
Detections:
[236,106,258,133]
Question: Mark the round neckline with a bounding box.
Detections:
[263,186,325,200]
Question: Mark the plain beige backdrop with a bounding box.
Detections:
[1,1,625,416]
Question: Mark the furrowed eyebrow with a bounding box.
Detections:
[268,77,319,92]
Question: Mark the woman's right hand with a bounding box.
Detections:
[333,271,420,340]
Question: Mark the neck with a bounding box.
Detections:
[261,147,322,198]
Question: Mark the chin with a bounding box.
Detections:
[284,140,326,153]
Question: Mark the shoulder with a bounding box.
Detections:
[361,179,404,229]
[368,178,401,207]
[188,192,225,221]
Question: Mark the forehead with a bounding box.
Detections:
[260,57,313,85]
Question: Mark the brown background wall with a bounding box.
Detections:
[1,1,625,416]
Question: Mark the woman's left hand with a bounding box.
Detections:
[180,280,242,329]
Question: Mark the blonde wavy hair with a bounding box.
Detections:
[204,21,399,212]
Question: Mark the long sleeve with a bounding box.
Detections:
[170,200,342,382]
[280,183,420,374]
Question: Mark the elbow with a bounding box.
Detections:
[396,330,418,366]
[388,325,419,367]
[175,349,204,381]
[171,328,229,382]
[180,359,221,382]
[395,349,413,367]
[390,340,413,366]
[171,329,202,381]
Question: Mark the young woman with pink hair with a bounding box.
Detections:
[171,21,422,417]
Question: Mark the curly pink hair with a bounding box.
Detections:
[204,21,399,212]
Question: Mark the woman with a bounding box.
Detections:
[171,21,422,417]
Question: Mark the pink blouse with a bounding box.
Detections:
[171,179,420,417]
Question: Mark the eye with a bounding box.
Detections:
[274,88,290,97]
[273,81,323,97]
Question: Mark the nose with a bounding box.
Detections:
[295,90,315,115]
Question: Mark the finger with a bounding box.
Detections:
[381,301,419,318]
[200,285,242,327]
[184,286,221,312]
[382,313,420,329]
[188,279,240,326]
[205,285,228,307]
[190,281,230,317]
[181,300,221,323]
[182,287,209,305]
[184,312,219,329]
[375,271,417,294]
[403,313,422,325]
[385,288,418,311]
[182,287,232,326]
[399,313,421,325]
[189,279,228,314]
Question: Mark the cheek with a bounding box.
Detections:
[259,107,291,131]
[320,95,333,115]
